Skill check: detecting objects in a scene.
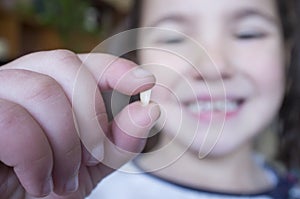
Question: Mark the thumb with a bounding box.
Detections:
[103,102,161,170]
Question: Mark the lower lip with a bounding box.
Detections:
[186,105,243,122]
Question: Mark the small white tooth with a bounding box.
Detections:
[187,100,239,114]
[188,103,201,113]
[203,102,213,112]
[214,101,239,112]
[188,102,214,113]
[226,101,238,111]
[214,101,226,111]
[140,90,152,105]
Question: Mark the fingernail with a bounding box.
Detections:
[42,178,53,196]
[149,104,161,123]
[89,144,104,164]
[132,68,153,78]
[64,175,79,193]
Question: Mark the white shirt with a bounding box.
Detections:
[86,162,276,199]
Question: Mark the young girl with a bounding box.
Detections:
[87,0,299,198]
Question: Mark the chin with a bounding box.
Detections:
[189,132,253,159]
[199,146,238,159]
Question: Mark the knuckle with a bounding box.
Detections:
[49,49,79,65]
[26,77,64,103]
[51,49,76,58]
[0,101,25,129]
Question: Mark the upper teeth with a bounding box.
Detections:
[187,100,239,113]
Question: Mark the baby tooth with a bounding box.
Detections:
[140,89,152,105]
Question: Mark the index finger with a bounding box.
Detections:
[78,53,156,95]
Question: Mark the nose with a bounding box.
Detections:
[188,37,235,82]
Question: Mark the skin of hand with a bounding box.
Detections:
[0,50,160,199]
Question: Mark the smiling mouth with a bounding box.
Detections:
[185,98,245,120]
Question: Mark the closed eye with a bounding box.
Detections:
[158,37,185,44]
[235,32,267,40]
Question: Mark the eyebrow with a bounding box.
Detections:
[148,15,189,27]
[232,8,278,25]
[147,8,278,28]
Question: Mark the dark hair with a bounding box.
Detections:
[127,0,300,167]
[277,1,300,169]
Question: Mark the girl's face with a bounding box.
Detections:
[138,0,286,157]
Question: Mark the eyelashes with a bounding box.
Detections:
[155,37,186,45]
[164,38,185,44]
[152,30,268,45]
[235,32,267,40]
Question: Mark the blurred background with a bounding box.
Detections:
[0,0,132,63]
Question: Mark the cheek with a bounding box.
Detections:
[233,41,285,97]
[251,59,285,96]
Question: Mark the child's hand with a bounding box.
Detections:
[0,50,160,199]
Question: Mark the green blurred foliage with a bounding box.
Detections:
[16,0,100,36]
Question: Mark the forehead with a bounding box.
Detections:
[140,0,278,26]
